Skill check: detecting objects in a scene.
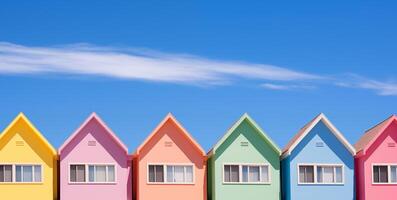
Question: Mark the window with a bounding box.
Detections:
[224,164,270,184]
[298,164,343,184]
[15,165,42,183]
[373,165,397,184]
[0,165,12,182]
[148,164,194,184]
[69,164,115,183]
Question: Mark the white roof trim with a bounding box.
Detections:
[282,113,356,159]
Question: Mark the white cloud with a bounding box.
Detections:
[0,42,319,85]
[261,83,315,91]
[337,75,397,96]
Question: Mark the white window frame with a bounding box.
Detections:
[0,163,43,184]
[222,163,271,185]
[147,163,195,185]
[372,163,397,185]
[297,163,344,185]
[68,163,117,184]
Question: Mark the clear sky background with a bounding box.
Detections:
[0,0,396,152]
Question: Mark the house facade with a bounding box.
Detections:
[0,113,58,200]
[281,113,356,200]
[207,114,281,200]
[355,115,397,200]
[134,114,207,200]
[58,113,132,200]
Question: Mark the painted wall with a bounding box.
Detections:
[282,121,355,200]
[136,119,206,200]
[208,119,280,200]
[356,120,397,200]
[59,118,132,200]
[0,117,57,200]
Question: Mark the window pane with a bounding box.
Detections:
[0,166,3,182]
[261,166,269,182]
[149,165,155,182]
[23,166,33,182]
[335,167,343,183]
[174,166,185,182]
[16,166,22,182]
[34,165,42,182]
[185,166,193,183]
[231,165,239,182]
[379,166,388,183]
[77,165,86,182]
[373,166,380,183]
[70,165,77,182]
[107,166,115,182]
[242,166,248,182]
[322,166,334,183]
[299,166,314,183]
[96,166,106,182]
[249,166,260,182]
[4,165,12,182]
[167,166,173,182]
[224,165,230,182]
[391,166,397,183]
[317,167,323,183]
[155,165,164,182]
[88,166,95,182]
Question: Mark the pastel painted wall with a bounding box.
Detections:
[281,121,355,200]
[355,120,397,200]
[59,116,132,200]
[208,118,281,200]
[135,117,206,200]
[0,115,57,200]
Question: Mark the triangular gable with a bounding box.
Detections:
[282,113,355,159]
[59,112,128,154]
[355,115,397,155]
[0,113,57,156]
[136,113,205,156]
[209,113,281,156]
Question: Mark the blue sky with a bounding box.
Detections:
[0,0,396,152]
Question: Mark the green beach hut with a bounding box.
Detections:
[207,113,281,200]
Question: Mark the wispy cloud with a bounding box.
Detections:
[261,83,315,91]
[336,75,397,96]
[0,42,319,85]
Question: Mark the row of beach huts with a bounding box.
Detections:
[0,112,396,200]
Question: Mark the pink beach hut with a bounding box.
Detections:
[355,115,397,200]
[59,113,132,200]
[133,114,207,200]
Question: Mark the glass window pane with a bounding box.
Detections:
[174,166,184,182]
[373,166,380,183]
[249,166,260,182]
[379,166,388,183]
[4,165,12,182]
[23,166,33,182]
[107,166,115,182]
[96,166,106,182]
[335,167,343,183]
[224,165,230,182]
[0,166,4,182]
[149,165,155,182]
[317,166,323,183]
[185,166,193,183]
[155,165,164,182]
[242,166,248,182]
[231,165,239,182]
[299,166,305,183]
[322,166,334,183]
[167,166,173,182]
[88,166,95,182]
[70,165,77,182]
[16,166,22,182]
[299,166,314,183]
[77,165,86,182]
[34,165,42,182]
[261,166,269,182]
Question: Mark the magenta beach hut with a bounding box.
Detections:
[58,113,132,200]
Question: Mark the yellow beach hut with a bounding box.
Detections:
[0,113,57,200]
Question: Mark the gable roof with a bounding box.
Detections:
[58,112,128,154]
[208,113,281,156]
[355,115,397,155]
[282,113,355,159]
[0,113,57,156]
[136,113,206,156]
